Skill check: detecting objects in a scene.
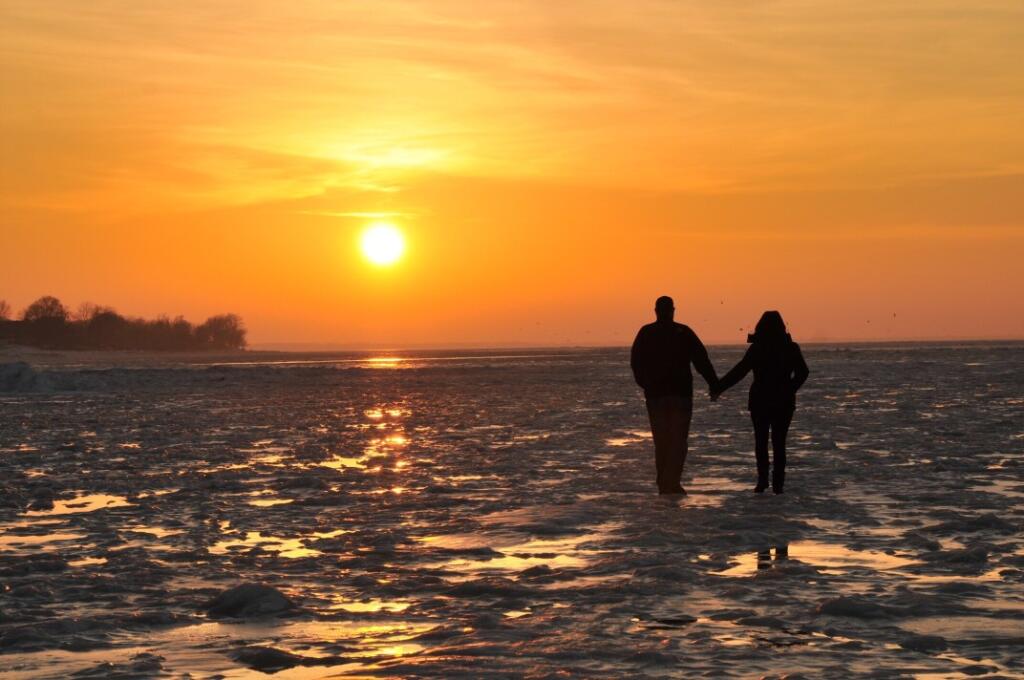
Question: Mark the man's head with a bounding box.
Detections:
[655,296,674,322]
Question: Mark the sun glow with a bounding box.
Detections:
[360,223,406,266]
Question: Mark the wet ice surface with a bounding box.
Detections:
[1,344,1023,678]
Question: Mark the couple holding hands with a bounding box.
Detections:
[630,296,809,496]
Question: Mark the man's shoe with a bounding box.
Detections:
[659,485,687,495]
[773,487,784,495]
[754,482,768,493]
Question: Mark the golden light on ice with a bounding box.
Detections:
[360,223,405,266]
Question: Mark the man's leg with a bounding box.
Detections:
[677,395,693,487]
[661,395,692,492]
[751,409,771,491]
[646,397,670,491]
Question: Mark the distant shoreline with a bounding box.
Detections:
[2,338,1021,370]
[0,345,276,369]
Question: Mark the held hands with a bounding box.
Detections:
[709,381,723,402]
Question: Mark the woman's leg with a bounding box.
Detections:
[750,410,771,491]
[770,409,794,492]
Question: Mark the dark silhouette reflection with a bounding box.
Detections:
[631,296,718,495]
[757,544,790,571]
[713,311,809,494]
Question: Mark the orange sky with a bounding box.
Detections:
[2,1,1023,347]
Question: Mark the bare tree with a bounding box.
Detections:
[74,302,114,322]
[195,314,247,350]
[0,299,10,320]
[22,296,69,322]
[86,310,129,349]
[8,295,247,351]
[20,296,70,348]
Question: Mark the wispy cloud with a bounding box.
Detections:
[3,0,1024,215]
[297,211,414,220]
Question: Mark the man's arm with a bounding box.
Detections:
[688,328,718,389]
[630,328,649,390]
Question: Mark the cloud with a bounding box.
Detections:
[3,0,1024,215]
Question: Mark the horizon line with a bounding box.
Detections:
[248,336,1024,354]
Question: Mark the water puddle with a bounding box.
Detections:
[278,620,433,658]
[0,531,88,551]
[419,533,494,550]
[321,455,368,470]
[0,619,437,679]
[311,529,349,539]
[68,556,108,568]
[333,599,411,613]
[717,540,917,577]
[247,491,294,507]
[685,475,746,496]
[424,526,618,579]
[250,452,289,465]
[902,616,1024,639]
[126,526,183,539]
[24,494,132,516]
[210,531,321,559]
[136,488,181,499]
[972,479,1024,499]
[442,549,587,575]
[901,569,1007,585]
[248,498,294,507]
[504,609,532,618]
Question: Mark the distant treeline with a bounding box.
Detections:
[0,296,246,351]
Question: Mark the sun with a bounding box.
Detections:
[360,223,406,266]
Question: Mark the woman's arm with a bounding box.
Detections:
[715,347,753,396]
[791,343,809,392]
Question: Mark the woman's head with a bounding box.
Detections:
[748,310,789,342]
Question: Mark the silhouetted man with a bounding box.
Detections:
[631,296,718,494]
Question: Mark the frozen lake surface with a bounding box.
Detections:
[1,343,1023,678]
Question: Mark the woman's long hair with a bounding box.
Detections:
[747,311,791,343]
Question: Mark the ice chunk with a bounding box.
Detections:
[898,634,948,653]
[231,646,346,672]
[0,362,42,392]
[205,583,296,619]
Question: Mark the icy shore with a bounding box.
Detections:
[1,343,1022,678]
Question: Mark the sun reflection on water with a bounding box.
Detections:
[248,498,294,507]
[247,491,294,507]
[366,357,404,369]
[68,556,108,568]
[127,526,183,538]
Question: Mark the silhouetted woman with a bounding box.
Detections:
[714,312,809,494]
